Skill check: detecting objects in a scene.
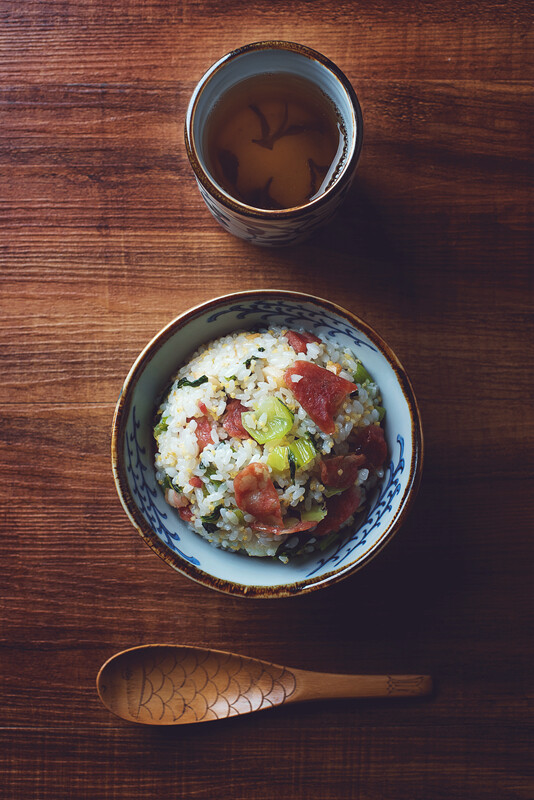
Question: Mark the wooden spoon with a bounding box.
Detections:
[97,645,433,725]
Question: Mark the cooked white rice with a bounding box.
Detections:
[154,327,385,560]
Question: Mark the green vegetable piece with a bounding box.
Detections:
[160,474,173,491]
[203,465,223,486]
[353,361,372,384]
[244,355,261,369]
[289,435,317,469]
[317,531,341,552]
[225,375,238,382]
[324,487,345,498]
[241,397,294,445]
[176,375,209,389]
[200,504,223,525]
[288,449,297,482]
[267,434,317,473]
[377,406,386,421]
[233,508,245,524]
[301,504,327,522]
[154,416,169,437]
[202,522,218,534]
[274,531,313,559]
[266,446,289,472]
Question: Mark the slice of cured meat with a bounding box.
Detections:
[286,330,322,354]
[284,360,357,435]
[351,425,388,468]
[233,462,283,526]
[178,505,194,522]
[312,485,362,537]
[190,415,213,451]
[165,488,189,508]
[221,399,250,439]
[319,453,366,490]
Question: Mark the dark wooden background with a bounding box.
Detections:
[1,1,533,798]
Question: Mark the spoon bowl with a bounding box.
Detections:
[97,645,433,725]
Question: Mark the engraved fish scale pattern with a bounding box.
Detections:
[130,648,297,723]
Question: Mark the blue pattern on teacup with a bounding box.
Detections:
[126,407,201,566]
[198,182,349,247]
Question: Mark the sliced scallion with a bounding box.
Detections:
[353,361,372,384]
[300,504,327,522]
[241,397,294,445]
[289,435,316,469]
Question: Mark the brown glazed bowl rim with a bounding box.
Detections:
[184,41,364,220]
[111,290,424,599]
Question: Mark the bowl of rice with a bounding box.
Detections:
[111,290,423,598]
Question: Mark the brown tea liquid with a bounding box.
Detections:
[204,73,347,210]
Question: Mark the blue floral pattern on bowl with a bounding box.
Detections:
[126,407,200,566]
[113,291,422,598]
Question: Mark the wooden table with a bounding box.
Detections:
[2,2,533,798]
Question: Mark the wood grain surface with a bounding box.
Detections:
[1,1,533,798]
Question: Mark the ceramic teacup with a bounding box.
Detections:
[184,41,363,246]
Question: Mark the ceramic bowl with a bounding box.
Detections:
[111,291,423,598]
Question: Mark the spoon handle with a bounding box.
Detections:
[291,669,433,702]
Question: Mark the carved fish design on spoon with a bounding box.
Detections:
[97,645,433,725]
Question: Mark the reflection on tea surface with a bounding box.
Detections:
[205,73,347,210]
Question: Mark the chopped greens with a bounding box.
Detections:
[289,435,316,469]
[301,504,327,522]
[275,531,314,559]
[241,397,294,444]
[176,375,209,389]
[154,416,169,437]
[317,531,341,552]
[266,445,289,472]
[202,522,218,534]
[324,487,345,498]
[244,355,262,369]
[201,504,223,525]
[160,474,181,492]
[202,465,223,486]
[288,449,297,482]
[266,435,317,473]
[353,361,372,384]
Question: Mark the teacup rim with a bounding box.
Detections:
[184,40,364,220]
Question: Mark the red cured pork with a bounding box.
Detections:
[189,415,213,451]
[351,425,388,468]
[312,485,362,537]
[221,399,250,439]
[252,519,316,535]
[320,453,366,490]
[286,330,322,354]
[178,506,194,522]
[284,360,357,435]
[233,463,283,527]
